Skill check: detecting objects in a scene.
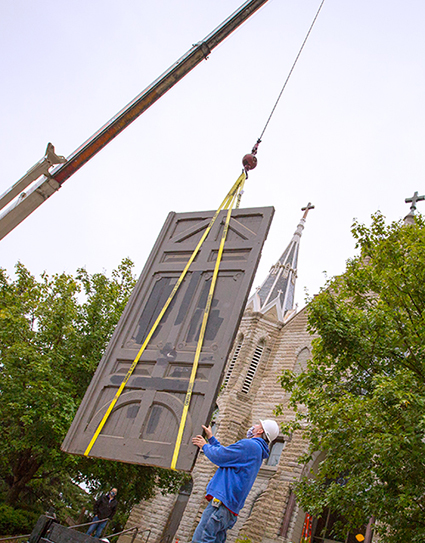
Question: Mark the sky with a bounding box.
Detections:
[1,0,425,310]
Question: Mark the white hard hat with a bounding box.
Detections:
[260,419,279,443]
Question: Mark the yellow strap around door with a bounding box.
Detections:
[170,187,239,469]
[84,173,246,457]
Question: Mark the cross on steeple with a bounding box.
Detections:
[405,191,425,214]
[301,202,315,219]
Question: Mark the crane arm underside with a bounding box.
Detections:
[0,0,270,241]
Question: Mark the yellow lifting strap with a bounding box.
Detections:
[84,172,246,458]
[170,182,242,469]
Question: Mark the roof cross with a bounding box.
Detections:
[405,191,425,214]
[301,202,315,219]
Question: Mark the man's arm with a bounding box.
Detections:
[109,501,118,519]
[192,425,255,468]
[93,495,102,515]
[202,440,249,468]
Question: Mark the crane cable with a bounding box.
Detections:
[243,0,326,168]
[259,0,326,141]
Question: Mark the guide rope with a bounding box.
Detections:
[84,172,246,458]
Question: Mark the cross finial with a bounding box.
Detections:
[405,191,425,214]
[301,202,315,219]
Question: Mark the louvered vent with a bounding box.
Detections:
[241,343,264,393]
[223,341,243,388]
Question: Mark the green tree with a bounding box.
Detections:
[279,213,425,543]
[0,259,185,530]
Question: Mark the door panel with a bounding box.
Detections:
[62,206,274,471]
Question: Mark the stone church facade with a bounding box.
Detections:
[123,207,374,543]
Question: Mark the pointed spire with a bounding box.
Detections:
[247,203,314,321]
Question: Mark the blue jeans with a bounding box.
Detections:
[87,516,108,538]
[192,501,237,543]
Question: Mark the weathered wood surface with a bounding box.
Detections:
[62,206,274,471]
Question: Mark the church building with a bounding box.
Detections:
[124,205,372,543]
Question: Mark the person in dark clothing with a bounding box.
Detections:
[87,488,118,538]
[191,419,279,543]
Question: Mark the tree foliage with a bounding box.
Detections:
[0,259,186,531]
[278,213,425,542]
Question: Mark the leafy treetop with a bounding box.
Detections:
[278,213,425,543]
[0,258,186,530]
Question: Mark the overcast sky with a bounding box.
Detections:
[1,0,424,309]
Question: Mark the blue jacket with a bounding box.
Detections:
[202,435,269,514]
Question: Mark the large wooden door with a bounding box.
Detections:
[62,206,274,471]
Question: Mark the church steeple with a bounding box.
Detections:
[246,203,314,322]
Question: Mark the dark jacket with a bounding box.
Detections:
[94,493,118,519]
[202,436,269,514]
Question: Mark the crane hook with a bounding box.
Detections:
[242,139,261,173]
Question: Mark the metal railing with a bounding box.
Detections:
[67,520,150,543]
[0,520,149,543]
[0,536,31,542]
[68,518,110,531]
[106,526,150,543]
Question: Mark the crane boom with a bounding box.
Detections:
[0,0,271,240]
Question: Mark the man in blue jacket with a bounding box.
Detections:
[191,419,279,543]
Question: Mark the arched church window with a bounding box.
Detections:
[210,405,219,435]
[266,439,285,467]
[241,341,265,394]
[223,337,243,388]
[294,347,310,375]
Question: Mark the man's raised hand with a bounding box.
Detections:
[202,425,213,439]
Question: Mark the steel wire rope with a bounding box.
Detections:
[258,0,326,142]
